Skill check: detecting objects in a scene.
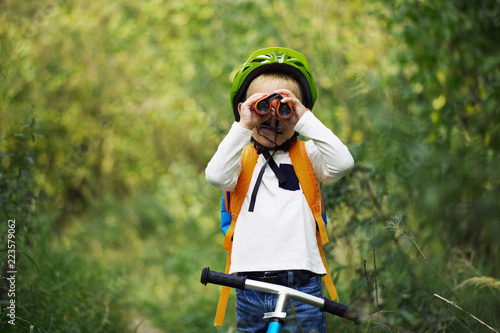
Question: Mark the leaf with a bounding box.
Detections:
[20,251,42,277]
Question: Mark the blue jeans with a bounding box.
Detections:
[235,271,326,333]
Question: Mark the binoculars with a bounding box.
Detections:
[254,93,293,120]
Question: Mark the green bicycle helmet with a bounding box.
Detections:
[230,47,317,122]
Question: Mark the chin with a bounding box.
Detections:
[254,136,290,148]
[253,138,275,147]
[253,127,295,147]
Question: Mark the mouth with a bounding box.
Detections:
[260,119,283,134]
[260,117,283,135]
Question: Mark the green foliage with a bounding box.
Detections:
[373,0,500,261]
[1,0,499,332]
[0,117,41,223]
[322,0,500,331]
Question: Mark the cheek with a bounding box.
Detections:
[280,125,296,139]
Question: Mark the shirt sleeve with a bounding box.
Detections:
[294,111,354,186]
[205,122,253,191]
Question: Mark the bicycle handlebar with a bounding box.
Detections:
[321,297,364,325]
[201,266,247,290]
[200,267,365,325]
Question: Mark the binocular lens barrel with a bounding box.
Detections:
[279,104,292,118]
[256,100,271,114]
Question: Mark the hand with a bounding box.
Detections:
[274,89,309,125]
[237,93,268,130]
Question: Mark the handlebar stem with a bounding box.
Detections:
[263,291,288,322]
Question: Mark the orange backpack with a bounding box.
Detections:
[214,140,338,326]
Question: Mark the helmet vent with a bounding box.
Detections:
[251,58,266,64]
[272,52,285,62]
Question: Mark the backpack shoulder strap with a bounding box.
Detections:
[215,144,258,327]
[222,145,258,251]
[289,140,329,244]
[289,140,338,301]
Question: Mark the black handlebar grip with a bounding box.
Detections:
[200,267,247,290]
[320,297,364,325]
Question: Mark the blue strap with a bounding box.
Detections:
[220,191,232,235]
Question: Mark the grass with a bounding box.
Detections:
[1,213,131,333]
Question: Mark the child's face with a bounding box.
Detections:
[245,78,301,148]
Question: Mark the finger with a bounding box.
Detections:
[274,89,295,98]
[247,92,268,104]
[240,93,267,113]
[278,96,299,106]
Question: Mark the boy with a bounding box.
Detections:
[205,47,354,332]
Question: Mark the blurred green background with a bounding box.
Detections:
[1,0,499,332]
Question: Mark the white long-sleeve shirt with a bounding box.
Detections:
[206,111,354,274]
